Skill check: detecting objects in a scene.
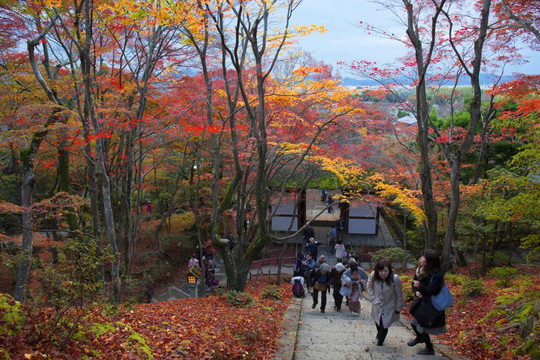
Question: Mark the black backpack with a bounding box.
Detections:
[292,278,304,297]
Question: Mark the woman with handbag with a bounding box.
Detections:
[408,249,447,356]
[367,259,404,346]
[311,263,332,313]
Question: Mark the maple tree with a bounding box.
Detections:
[172,0,371,291]
[345,0,534,269]
[466,75,540,262]
[495,0,540,47]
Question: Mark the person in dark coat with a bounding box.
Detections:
[305,237,321,258]
[311,263,332,313]
[295,253,306,273]
[408,249,447,356]
[303,225,315,242]
[303,253,316,291]
[330,262,346,311]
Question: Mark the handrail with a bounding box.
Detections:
[251,256,296,269]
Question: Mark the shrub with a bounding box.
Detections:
[261,285,282,300]
[281,275,292,284]
[0,241,19,256]
[160,232,195,266]
[0,293,24,337]
[464,278,484,297]
[399,274,415,300]
[33,237,110,347]
[0,213,22,235]
[488,266,517,287]
[145,262,176,285]
[445,272,467,286]
[370,247,414,268]
[225,290,255,307]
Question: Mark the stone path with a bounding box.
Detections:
[285,294,453,360]
[154,222,465,359]
[272,236,466,360]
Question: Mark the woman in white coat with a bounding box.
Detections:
[367,259,404,346]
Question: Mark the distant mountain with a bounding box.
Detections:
[340,74,517,87]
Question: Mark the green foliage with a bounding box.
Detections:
[128,331,153,359]
[482,308,506,323]
[0,241,18,256]
[212,286,227,297]
[144,262,176,285]
[495,278,537,307]
[260,285,282,301]
[0,213,22,235]
[225,290,255,307]
[39,237,107,307]
[32,192,87,231]
[370,247,414,268]
[488,266,517,287]
[157,192,172,214]
[31,237,110,347]
[520,233,540,262]
[0,293,23,337]
[405,230,425,251]
[505,300,538,324]
[463,278,485,297]
[102,303,120,317]
[445,272,467,286]
[90,322,116,337]
[399,274,415,300]
[518,336,540,358]
[396,109,410,118]
[0,347,11,360]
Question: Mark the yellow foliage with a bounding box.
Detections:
[291,24,327,37]
[371,178,425,224]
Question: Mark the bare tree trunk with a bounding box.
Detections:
[402,0,446,250]
[441,0,492,270]
[14,18,60,302]
[82,0,121,302]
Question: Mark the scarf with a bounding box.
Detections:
[416,266,430,280]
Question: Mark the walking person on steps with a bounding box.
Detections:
[311,263,331,313]
[367,259,404,346]
[340,259,368,314]
[330,262,346,312]
[408,249,447,355]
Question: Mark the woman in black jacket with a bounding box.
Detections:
[408,249,447,356]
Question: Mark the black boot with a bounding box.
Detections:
[377,327,388,346]
[417,348,435,355]
[417,333,434,355]
[376,323,387,346]
[408,324,424,346]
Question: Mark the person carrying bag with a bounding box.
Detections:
[408,250,448,356]
[311,263,332,313]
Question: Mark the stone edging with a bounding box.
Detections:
[272,297,303,360]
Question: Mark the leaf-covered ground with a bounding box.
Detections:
[1,281,292,360]
[2,265,539,359]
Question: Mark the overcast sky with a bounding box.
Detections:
[291,0,539,76]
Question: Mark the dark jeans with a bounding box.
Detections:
[312,288,327,310]
[333,287,343,311]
